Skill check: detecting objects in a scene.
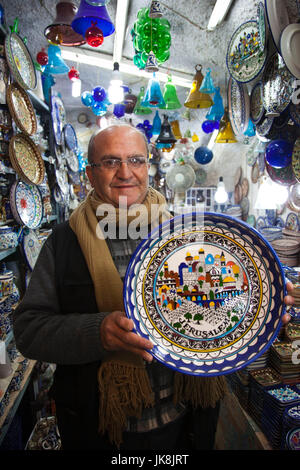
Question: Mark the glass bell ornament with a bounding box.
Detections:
[149,1,163,18]
[92,86,106,102]
[85,21,104,47]
[192,133,199,142]
[202,120,216,134]
[171,120,182,139]
[43,44,69,75]
[145,51,159,72]
[215,107,237,143]
[184,64,214,109]
[113,103,125,118]
[41,72,55,105]
[133,87,152,115]
[159,75,181,110]
[68,66,80,81]
[71,0,115,38]
[243,118,256,137]
[141,73,165,108]
[156,114,177,144]
[199,68,215,94]
[152,110,162,135]
[44,1,86,47]
[36,48,48,66]
[194,146,213,165]
[265,139,293,168]
[206,87,224,122]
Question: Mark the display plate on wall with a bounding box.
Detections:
[251,161,260,183]
[280,23,300,80]
[10,180,43,229]
[51,94,66,146]
[226,20,268,83]
[262,52,294,117]
[292,137,300,183]
[288,184,300,212]
[255,113,274,137]
[289,101,300,127]
[22,229,42,270]
[264,0,290,51]
[0,55,10,105]
[4,33,37,91]
[6,83,37,135]
[124,212,286,376]
[257,2,268,52]
[228,77,250,135]
[250,82,265,124]
[63,123,78,151]
[65,149,79,173]
[266,161,297,186]
[8,133,45,185]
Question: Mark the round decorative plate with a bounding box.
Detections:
[241,177,249,197]
[289,183,300,211]
[280,23,300,79]
[289,102,300,127]
[4,33,36,90]
[8,133,45,185]
[63,123,78,151]
[255,114,274,137]
[65,149,79,173]
[250,82,265,124]
[264,0,290,51]
[124,212,286,376]
[257,2,268,52]
[226,20,268,83]
[286,427,300,450]
[51,94,66,146]
[285,212,300,231]
[251,161,260,183]
[228,77,250,135]
[262,52,294,117]
[22,229,41,270]
[266,161,297,186]
[6,82,37,135]
[9,180,43,229]
[292,137,300,182]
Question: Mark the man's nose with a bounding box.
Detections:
[116,161,133,178]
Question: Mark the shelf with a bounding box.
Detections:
[0,247,17,261]
[27,90,49,113]
[0,359,36,445]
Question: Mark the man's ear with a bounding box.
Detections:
[85,165,94,187]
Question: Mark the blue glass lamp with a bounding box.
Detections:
[43,45,69,75]
[199,68,215,94]
[71,0,114,37]
[141,73,165,108]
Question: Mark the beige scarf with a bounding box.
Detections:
[69,188,227,447]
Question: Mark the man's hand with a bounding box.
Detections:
[283,281,295,324]
[100,311,153,362]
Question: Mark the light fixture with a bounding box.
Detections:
[107,62,124,104]
[207,0,234,31]
[72,79,82,97]
[254,176,277,210]
[214,177,228,204]
[113,0,130,63]
[60,47,193,89]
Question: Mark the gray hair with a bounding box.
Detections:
[87,122,150,164]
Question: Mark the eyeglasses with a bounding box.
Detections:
[90,156,147,170]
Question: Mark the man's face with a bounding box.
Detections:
[86,126,149,208]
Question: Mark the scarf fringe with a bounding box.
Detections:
[97,361,155,448]
[173,373,228,409]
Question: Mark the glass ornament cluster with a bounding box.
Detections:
[81,86,110,116]
[131,7,171,70]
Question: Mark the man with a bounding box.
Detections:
[13,123,293,451]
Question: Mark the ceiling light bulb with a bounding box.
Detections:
[207,0,234,31]
[214,177,228,204]
[72,78,81,97]
[108,62,124,104]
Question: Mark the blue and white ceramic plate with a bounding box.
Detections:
[250,81,264,124]
[10,180,43,229]
[63,123,78,151]
[257,2,268,52]
[22,229,41,270]
[51,94,66,146]
[124,212,286,376]
[228,77,250,135]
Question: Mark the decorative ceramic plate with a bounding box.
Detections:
[255,114,274,137]
[285,212,300,231]
[292,137,300,183]
[264,0,290,51]
[4,33,36,90]
[251,161,260,183]
[289,183,300,212]
[63,123,78,151]
[10,180,43,229]
[65,149,79,173]
[6,83,37,135]
[262,52,294,117]
[266,161,297,186]
[226,20,268,83]
[257,2,268,52]
[289,102,300,127]
[250,81,265,124]
[234,166,242,186]
[286,427,300,450]
[8,133,45,185]
[51,94,66,146]
[228,77,250,135]
[124,212,286,376]
[22,229,41,270]
[280,23,300,79]
[0,54,10,105]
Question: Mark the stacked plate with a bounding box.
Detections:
[282,404,300,449]
[261,384,300,449]
[224,205,242,219]
[260,226,283,242]
[248,367,282,427]
[269,341,300,385]
[271,237,300,267]
[226,372,250,411]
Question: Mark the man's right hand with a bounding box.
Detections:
[100,311,153,362]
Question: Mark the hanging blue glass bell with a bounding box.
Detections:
[206,86,224,121]
[43,44,69,75]
[243,118,256,137]
[41,72,55,105]
[141,73,165,108]
[71,0,114,38]
[199,68,215,94]
[113,103,125,118]
[152,110,161,135]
